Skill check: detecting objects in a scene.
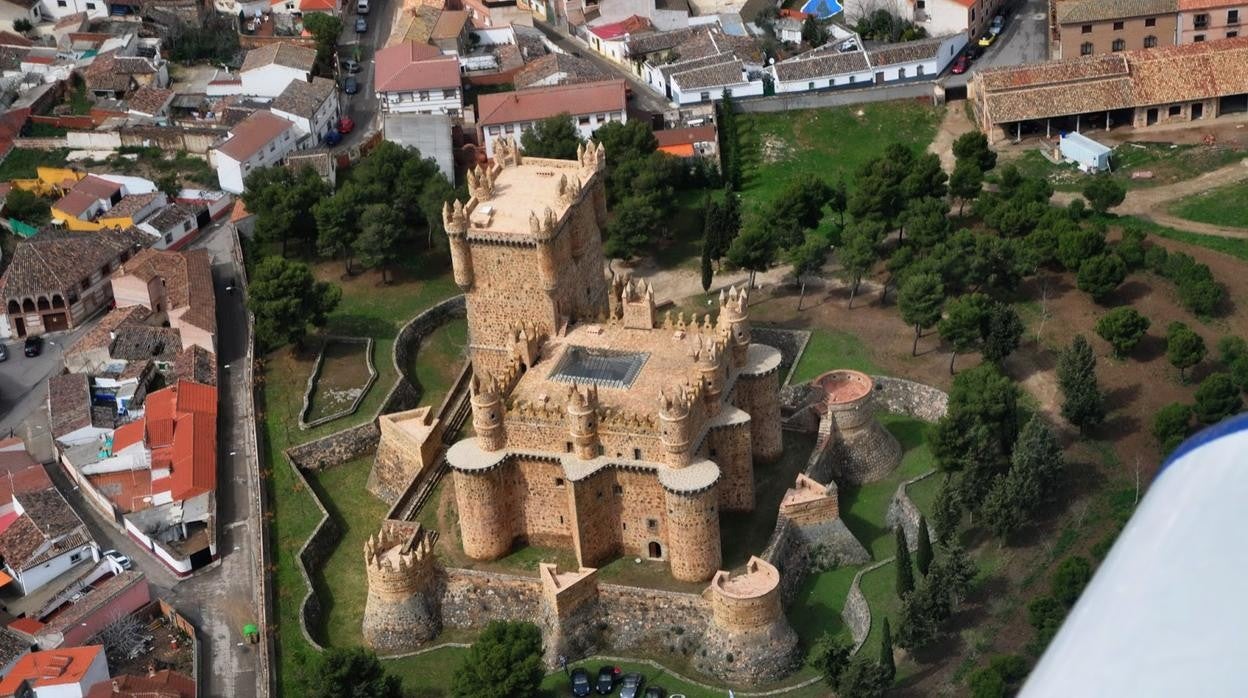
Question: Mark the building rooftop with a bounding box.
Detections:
[117,248,216,336]
[215,110,295,162]
[0,645,103,694]
[0,487,92,572]
[35,572,145,642]
[375,41,459,93]
[1057,0,1177,23]
[271,76,336,119]
[866,35,948,66]
[49,373,109,439]
[514,53,611,89]
[431,9,469,39]
[457,156,598,240]
[66,306,153,360]
[670,59,745,90]
[476,79,626,126]
[240,41,316,73]
[0,227,150,300]
[773,48,869,81]
[85,670,195,698]
[108,325,182,361]
[103,192,160,220]
[589,15,652,41]
[172,345,217,386]
[126,85,174,116]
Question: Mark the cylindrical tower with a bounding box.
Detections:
[664,486,721,582]
[443,200,473,291]
[817,369,875,431]
[708,557,784,633]
[565,384,599,461]
[470,374,505,452]
[813,369,902,484]
[697,341,725,414]
[529,207,560,292]
[695,556,801,685]
[658,389,694,468]
[452,466,513,560]
[718,286,751,368]
[734,344,783,463]
[362,522,440,653]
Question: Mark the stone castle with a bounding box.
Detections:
[358,140,916,684]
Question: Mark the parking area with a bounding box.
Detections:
[0,325,87,439]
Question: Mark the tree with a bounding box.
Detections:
[450,621,544,698]
[949,161,983,216]
[1076,253,1128,303]
[837,655,889,698]
[840,219,885,308]
[981,301,1023,365]
[248,256,341,350]
[807,632,851,687]
[302,12,344,75]
[593,119,658,161]
[1028,596,1066,651]
[932,478,962,545]
[969,666,1007,698]
[520,114,582,159]
[879,617,896,683]
[605,195,664,259]
[1152,402,1192,453]
[1082,175,1127,214]
[828,178,848,226]
[895,526,914,598]
[354,204,406,283]
[419,174,456,247]
[1095,307,1151,359]
[939,293,991,374]
[1057,335,1106,431]
[2,188,50,225]
[1218,335,1248,366]
[952,131,997,172]
[1051,556,1092,607]
[1056,226,1106,271]
[801,15,828,45]
[300,647,401,698]
[1166,321,1206,381]
[901,153,949,204]
[982,416,1063,538]
[898,273,944,356]
[903,197,952,252]
[243,166,329,255]
[700,235,714,292]
[787,234,830,310]
[1193,372,1242,425]
[314,185,363,274]
[726,224,776,290]
[1231,356,1248,393]
[13,18,32,33]
[915,516,934,575]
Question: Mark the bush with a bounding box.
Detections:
[1076,253,1127,303]
[1051,556,1092,607]
[1082,176,1126,213]
[1152,402,1192,454]
[450,621,544,698]
[1095,307,1150,358]
[1193,372,1242,425]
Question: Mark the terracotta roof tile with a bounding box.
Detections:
[215,110,295,162]
[375,42,459,93]
[0,646,103,694]
[671,60,745,90]
[66,306,153,360]
[431,9,469,39]
[774,49,869,81]
[866,35,948,66]
[173,345,217,386]
[241,41,316,73]
[1057,0,1177,23]
[589,15,652,40]
[0,227,149,298]
[271,76,335,119]
[37,572,145,637]
[127,86,173,116]
[0,487,91,571]
[86,670,195,698]
[477,80,626,126]
[49,373,94,438]
[514,53,610,89]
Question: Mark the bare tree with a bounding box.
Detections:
[92,610,146,660]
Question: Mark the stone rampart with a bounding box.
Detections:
[284,422,380,471]
[440,568,545,628]
[870,375,950,422]
[298,337,378,430]
[886,471,939,550]
[598,582,711,657]
[379,295,468,416]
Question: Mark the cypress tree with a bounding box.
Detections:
[895,527,914,598]
[915,515,933,576]
[700,237,713,292]
[879,617,896,683]
[1057,335,1106,431]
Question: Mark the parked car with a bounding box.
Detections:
[338,116,355,133]
[343,75,359,94]
[0,344,7,362]
[619,673,645,698]
[977,31,997,47]
[596,665,620,694]
[990,14,1005,35]
[965,43,984,60]
[102,549,133,570]
[643,687,666,698]
[570,668,592,697]
[341,58,361,74]
[23,335,42,357]
[355,16,367,32]
[950,55,969,74]
[324,129,342,146]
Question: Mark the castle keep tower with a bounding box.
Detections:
[814,370,902,484]
[696,557,801,684]
[362,521,440,652]
[442,138,611,377]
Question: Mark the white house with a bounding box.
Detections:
[0,472,97,597]
[0,645,110,697]
[772,46,873,93]
[212,110,299,193]
[374,41,463,116]
[864,33,966,82]
[771,34,965,93]
[270,75,340,146]
[37,0,105,21]
[49,373,114,447]
[776,16,804,43]
[239,41,317,100]
[138,203,203,250]
[0,0,44,28]
[668,59,765,104]
[476,80,628,158]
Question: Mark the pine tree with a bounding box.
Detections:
[915,516,933,576]
[895,526,914,598]
[879,617,896,683]
[1057,335,1106,431]
[932,478,962,545]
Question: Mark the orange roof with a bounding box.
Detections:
[216,110,295,162]
[1178,0,1239,8]
[175,380,217,415]
[7,616,43,635]
[299,0,337,9]
[111,420,146,453]
[0,645,103,693]
[477,80,627,127]
[144,388,176,447]
[658,143,695,157]
[85,469,152,513]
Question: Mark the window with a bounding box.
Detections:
[808,82,815,90]
[181,221,190,232]
[613,485,623,496]
[899,67,906,78]
[1229,9,1240,24]
[1081,41,1094,55]
[1113,21,1124,30]
[164,233,174,244]
[596,113,606,122]
[503,124,513,134]
[1081,24,1092,34]
[917,64,924,76]
[1229,30,1239,37]
[555,477,565,487]
[917,0,924,7]
[633,448,641,459]
[565,442,573,453]
[700,91,710,101]
[1144,35,1158,47]
[269,143,275,152]
[1112,38,1126,51]
[1145,17,1156,26]
[577,115,590,125]
[1194,13,1209,28]
[487,126,500,135]
[85,1,95,8]
[419,90,430,100]
[1195,33,1206,41]
[1169,105,1182,116]
[56,0,66,5]
[647,518,658,532]
[970,8,975,20]
[443,89,456,99]
[849,74,856,83]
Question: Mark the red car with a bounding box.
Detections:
[337,116,355,134]
[951,55,970,74]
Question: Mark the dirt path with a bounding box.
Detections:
[621,258,795,306]
[928,102,977,173]
[1052,157,1248,238]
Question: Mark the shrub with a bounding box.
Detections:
[1095,307,1150,358]
[1152,402,1193,454]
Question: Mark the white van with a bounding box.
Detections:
[357,0,368,13]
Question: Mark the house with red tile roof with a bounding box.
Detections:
[111,249,216,353]
[75,381,217,575]
[0,645,110,698]
[374,41,463,116]
[211,109,298,193]
[86,669,195,698]
[477,80,627,157]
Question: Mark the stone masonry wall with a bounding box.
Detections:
[379,295,467,418]
[440,568,544,628]
[886,472,939,551]
[871,375,950,422]
[598,582,710,657]
[285,422,380,471]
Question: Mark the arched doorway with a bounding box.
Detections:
[648,541,662,559]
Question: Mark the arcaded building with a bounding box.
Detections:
[442,140,783,583]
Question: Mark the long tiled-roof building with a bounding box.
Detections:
[971,35,1248,142]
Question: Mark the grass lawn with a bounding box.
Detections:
[1114,215,1248,262]
[1166,181,1248,230]
[859,560,901,654]
[405,317,468,409]
[383,646,469,698]
[736,101,941,217]
[0,149,69,180]
[906,472,944,523]
[305,455,390,648]
[651,188,723,271]
[1003,143,1245,192]
[721,432,817,569]
[788,328,881,384]
[304,339,374,423]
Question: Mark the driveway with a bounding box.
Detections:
[337,0,398,148]
[0,325,88,438]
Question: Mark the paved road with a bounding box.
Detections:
[337,0,399,148]
[0,325,87,437]
[533,20,673,117]
[945,0,1050,88]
